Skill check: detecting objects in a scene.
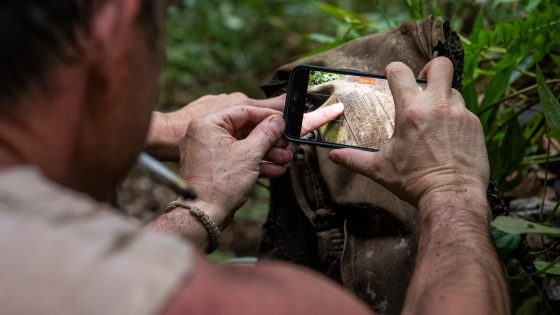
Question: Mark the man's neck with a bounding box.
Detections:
[0,77,86,189]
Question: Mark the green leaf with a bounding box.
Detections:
[487,113,526,186]
[468,10,485,42]
[307,33,337,44]
[479,67,514,132]
[525,0,543,12]
[534,260,560,275]
[537,65,560,137]
[492,216,560,236]
[405,0,424,20]
[516,296,541,315]
[317,3,364,24]
[491,228,521,255]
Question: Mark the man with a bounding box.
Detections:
[0,1,509,315]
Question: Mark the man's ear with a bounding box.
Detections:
[87,0,142,85]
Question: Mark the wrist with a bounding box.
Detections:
[180,176,244,223]
[174,198,231,231]
[146,112,180,161]
[153,198,229,254]
[418,184,490,230]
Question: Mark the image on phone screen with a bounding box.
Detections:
[290,68,425,151]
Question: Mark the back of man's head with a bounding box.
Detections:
[0,0,157,109]
[0,0,163,199]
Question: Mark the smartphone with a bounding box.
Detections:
[284,65,426,151]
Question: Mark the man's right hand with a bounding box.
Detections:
[329,57,489,208]
[149,102,345,251]
[177,106,287,228]
[146,93,285,162]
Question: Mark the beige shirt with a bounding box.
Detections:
[0,167,193,315]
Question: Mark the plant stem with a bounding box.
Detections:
[548,200,560,225]
[540,125,552,223]
[507,255,560,280]
[477,79,560,116]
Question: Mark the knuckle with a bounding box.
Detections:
[433,93,452,109]
[386,62,411,77]
[230,92,247,97]
[402,104,423,121]
[187,117,206,132]
[260,126,276,144]
[433,105,450,118]
[229,92,249,102]
[432,56,453,69]
[468,111,482,126]
[197,94,214,102]
[451,89,466,106]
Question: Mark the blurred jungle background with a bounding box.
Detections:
[116,0,560,313]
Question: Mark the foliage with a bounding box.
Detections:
[461,3,560,188]
[160,0,373,110]
[308,71,344,87]
[493,216,560,236]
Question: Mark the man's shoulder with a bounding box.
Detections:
[0,166,150,238]
[0,167,194,315]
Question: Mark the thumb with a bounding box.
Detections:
[243,115,285,156]
[329,148,382,180]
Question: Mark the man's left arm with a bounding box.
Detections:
[146,93,285,162]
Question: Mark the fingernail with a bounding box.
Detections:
[269,115,285,128]
[329,152,341,164]
[330,102,344,112]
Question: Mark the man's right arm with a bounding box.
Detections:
[401,188,509,315]
[329,57,510,314]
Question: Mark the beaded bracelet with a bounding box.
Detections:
[165,201,221,253]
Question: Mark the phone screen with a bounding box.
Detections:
[285,66,425,151]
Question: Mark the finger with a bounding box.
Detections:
[274,137,289,149]
[249,94,286,111]
[259,162,289,179]
[301,103,344,136]
[329,148,382,180]
[216,106,282,134]
[263,148,293,165]
[242,115,286,156]
[385,62,419,112]
[422,57,454,95]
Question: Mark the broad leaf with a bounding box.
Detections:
[516,296,541,315]
[534,260,560,276]
[492,216,560,236]
[491,228,521,256]
[537,65,560,139]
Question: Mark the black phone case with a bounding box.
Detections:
[283,64,425,152]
